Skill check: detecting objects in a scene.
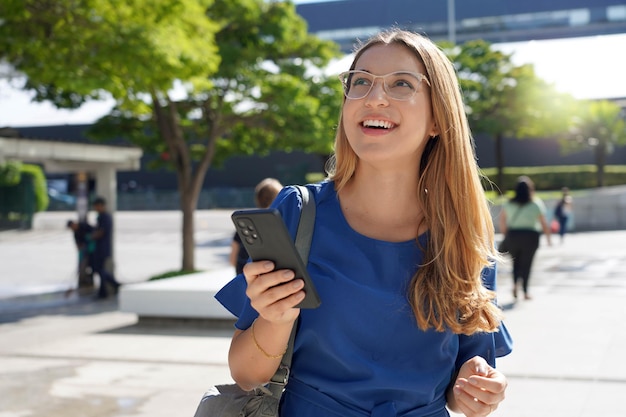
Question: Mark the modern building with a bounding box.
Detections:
[296,0,626,51]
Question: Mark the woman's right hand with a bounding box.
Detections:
[243,260,305,324]
[229,261,304,389]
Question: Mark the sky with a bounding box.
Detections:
[1,33,625,128]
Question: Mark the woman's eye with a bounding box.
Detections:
[392,79,414,89]
[353,77,371,86]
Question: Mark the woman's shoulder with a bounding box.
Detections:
[274,181,334,207]
[531,197,547,210]
[503,200,518,210]
[270,181,335,234]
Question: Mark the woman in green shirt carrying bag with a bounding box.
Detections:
[499,176,552,300]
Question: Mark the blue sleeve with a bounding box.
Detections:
[482,264,514,358]
[456,264,513,370]
[214,186,305,330]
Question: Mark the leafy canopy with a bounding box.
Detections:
[1,0,220,109]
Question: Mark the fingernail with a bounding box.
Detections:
[456,380,466,388]
[476,363,488,375]
[263,261,273,269]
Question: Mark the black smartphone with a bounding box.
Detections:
[231,208,321,309]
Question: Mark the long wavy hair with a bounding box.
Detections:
[326,29,502,335]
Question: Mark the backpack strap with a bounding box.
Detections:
[268,185,315,393]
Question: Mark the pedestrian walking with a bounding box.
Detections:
[554,186,573,243]
[499,176,552,300]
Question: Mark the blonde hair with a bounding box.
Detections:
[327,29,502,335]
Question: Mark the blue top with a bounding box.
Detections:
[216,181,512,417]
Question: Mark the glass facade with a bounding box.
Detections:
[296,0,626,51]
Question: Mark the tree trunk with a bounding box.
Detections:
[152,93,199,271]
[494,133,505,194]
[180,188,196,271]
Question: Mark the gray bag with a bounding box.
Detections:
[194,384,283,417]
[193,185,315,417]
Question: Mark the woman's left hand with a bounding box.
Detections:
[450,356,507,416]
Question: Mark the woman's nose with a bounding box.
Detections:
[364,80,389,106]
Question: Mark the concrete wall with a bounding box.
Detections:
[492,184,626,232]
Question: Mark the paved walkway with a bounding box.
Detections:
[1,211,625,417]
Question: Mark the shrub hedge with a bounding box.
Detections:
[480,165,626,192]
[0,162,49,229]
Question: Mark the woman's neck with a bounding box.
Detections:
[337,168,425,242]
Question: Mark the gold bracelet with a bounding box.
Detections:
[251,319,287,359]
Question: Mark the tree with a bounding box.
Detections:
[444,40,576,193]
[0,0,220,107]
[1,0,341,271]
[565,100,626,187]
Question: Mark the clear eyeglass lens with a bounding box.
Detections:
[340,71,427,100]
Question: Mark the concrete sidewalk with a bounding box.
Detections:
[1,212,625,417]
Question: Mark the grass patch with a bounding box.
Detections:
[148,269,200,281]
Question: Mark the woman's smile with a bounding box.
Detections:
[360,117,397,136]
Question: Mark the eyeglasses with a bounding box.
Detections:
[338,70,431,101]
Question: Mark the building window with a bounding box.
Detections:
[607,5,626,21]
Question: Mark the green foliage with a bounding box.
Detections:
[562,100,626,152]
[442,39,580,193]
[1,0,220,108]
[0,163,48,212]
[21,164,49,212]
[480,165,626,192]
[84,0,342,167]
[444,40,576,139]
[148,269,199,281]
[557,100,626,187]
[0,160,23,186]
[0,162,48,229]
[1,0,342,177]
[2,0,342,269]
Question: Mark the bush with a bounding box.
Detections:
[20,164,49,212]
[480,165,626,192]
[0,160,22,186]
[0,162,49,229]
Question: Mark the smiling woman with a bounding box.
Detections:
[215,28,512,417]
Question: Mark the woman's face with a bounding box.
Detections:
[342,43,438,170]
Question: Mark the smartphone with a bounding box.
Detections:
[231,208,321,309]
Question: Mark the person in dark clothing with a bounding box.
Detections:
[90,197,121,299]
[554,187,573,243]
[66,219,95,295]
[229,178,283,274]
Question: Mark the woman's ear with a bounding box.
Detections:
[429,123,440,138]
